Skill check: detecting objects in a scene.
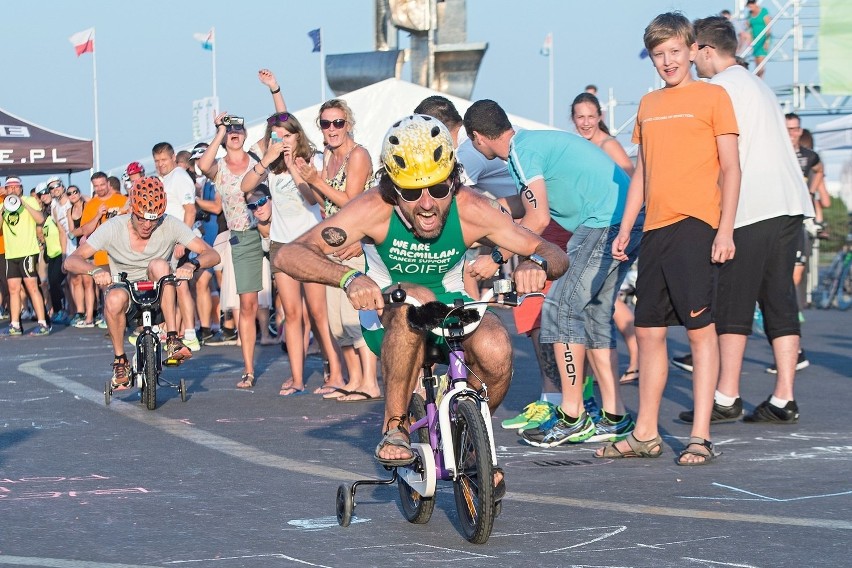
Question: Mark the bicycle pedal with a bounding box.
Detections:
[164,358,183,367]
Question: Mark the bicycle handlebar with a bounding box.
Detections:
[384,279,545,338]
[117,272,187,307]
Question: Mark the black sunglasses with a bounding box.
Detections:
[266,112,292,125]
[48,182,64,190]
[247,195,270,210]
[225,124,246,133]
[394,181,454,203]
[698,44,716,50]
[319,118,347,130]
[67,189,81,196]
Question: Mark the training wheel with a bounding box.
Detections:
[336,484,354,527]
[179,379,187,402]
[104,381,112,405]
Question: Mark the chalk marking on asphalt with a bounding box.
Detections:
[0,556,161,567]
[681,558,759,567]
[162,553,333,566]
[22,359,852,532]
[338,543,496,559]
[20,359,371,482]
[675,482,852,502]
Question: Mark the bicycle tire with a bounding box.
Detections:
[451,398,494,544]
[141,334,158,410]
[836,259,852,310]
[816,254,845,309]
[398,393,435,524]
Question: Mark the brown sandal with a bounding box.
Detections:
[236,373,255,389]
[595,432,663,459]
[676,436,720,466]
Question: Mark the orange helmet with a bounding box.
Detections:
[131,176,166,220]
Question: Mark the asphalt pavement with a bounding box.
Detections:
[0,306,850,568]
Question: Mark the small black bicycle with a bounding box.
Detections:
[104,272,187,409]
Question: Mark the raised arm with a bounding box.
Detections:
[197,112,228,180]
[294,146,372,209]
[258,68,287,113]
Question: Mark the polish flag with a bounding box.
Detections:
[69,28,95,57]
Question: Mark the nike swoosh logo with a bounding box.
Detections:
[690,306,709,318]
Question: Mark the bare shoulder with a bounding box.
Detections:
[456,186,509,222]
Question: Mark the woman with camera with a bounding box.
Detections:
[197,112,264,389]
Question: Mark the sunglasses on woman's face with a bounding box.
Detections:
[68,189,81,196]
[266,112,292,125]
[319,118,347,130]
[394,180,454,203]
[247,196,270,210]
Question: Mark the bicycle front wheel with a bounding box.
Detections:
[398,393,435,524]
[836,260,852,310]
[452,398,494,544]
[141,334,158,410]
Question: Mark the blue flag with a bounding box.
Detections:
[639,48,649,59]
[308,28,321,53]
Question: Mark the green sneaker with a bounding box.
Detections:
[500,400,554,430]
[520,409,595,447]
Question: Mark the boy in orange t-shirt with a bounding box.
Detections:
[597,12,741,465]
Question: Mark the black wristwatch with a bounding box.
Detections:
[490,248,506,265]
[526,253,548,272]
[180,257,201,272]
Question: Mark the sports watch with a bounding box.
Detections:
[526,253,548,272]
[181,257,201,272]
[490,248,506,265]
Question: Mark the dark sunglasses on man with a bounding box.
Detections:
[48,181,64,190]
[394,180,454,203]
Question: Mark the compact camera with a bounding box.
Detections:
[222,116,245,126]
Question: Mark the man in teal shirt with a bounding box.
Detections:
[464,99,642,448]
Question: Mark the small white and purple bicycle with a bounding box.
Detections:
[336,280,541,544]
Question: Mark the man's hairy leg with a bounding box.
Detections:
[377,303,426,462]
[463,312,513,412]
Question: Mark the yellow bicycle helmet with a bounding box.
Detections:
[381,114,455,190]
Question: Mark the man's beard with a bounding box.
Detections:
[400,203,450,239]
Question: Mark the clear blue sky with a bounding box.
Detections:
[3,0,822,191]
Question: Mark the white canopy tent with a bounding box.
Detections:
[814,114,852,151]
[244,78,554,169]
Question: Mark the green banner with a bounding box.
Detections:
[820,0,852,95]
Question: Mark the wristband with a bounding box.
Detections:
[340,269,362,290]
[270,86,281,94]
[254,163,266,176]
[88,267,103,277]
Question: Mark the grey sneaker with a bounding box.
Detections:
[587,412,635,443]
[679,397,743,424]
[205,329,238,346]
[520,409,595,447]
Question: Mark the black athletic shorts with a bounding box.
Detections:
[715,215,802,339]
[5,254,39,279]
[634,217,716,330]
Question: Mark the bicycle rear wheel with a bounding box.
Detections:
[452,398,494,544]
[836,260,852,310]
[141,334,158,410]
[398,393,435,524]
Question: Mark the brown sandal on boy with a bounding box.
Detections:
[595,432,663,459]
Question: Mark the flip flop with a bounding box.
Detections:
[337,391,384,403]
[279,386,306,397]
[322,387,352,400]
[313,384,342,395]
[620,369,639,384]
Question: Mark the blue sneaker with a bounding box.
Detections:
[29,323,51,336]
[51,310,71,325]
[584,396,601,422]
[2,325,23,336]
[519,409,595,447]
[587,412,635,443]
